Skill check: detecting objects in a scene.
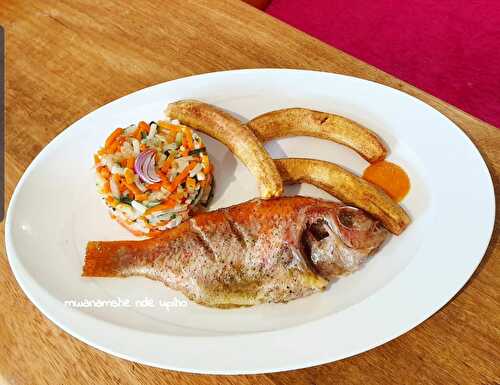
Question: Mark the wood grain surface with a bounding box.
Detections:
[1,1,499,384]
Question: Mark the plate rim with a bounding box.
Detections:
[5,68,496,374]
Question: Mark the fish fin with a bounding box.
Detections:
[82,241,124,277]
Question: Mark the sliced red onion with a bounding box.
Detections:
[134,149,161,184]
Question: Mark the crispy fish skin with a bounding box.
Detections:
[83,197,388,308]
[274,158,410,235]
[165,100,283,199]
[248,108,387,163]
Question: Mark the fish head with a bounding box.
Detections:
[301,205,389,279]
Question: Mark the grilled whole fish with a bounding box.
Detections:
[83,197,388,307]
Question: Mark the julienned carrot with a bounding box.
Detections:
[106,196,118,207]
[136,193,148,201]
[161,152,176,173]
[156,169,168,181]
[182,127,194,150]
[124,168,135,184]
[133,121,149,139]
[94,154,100,165]
[145,200,176,215]
[120,158,128,167]
[105,128,123,148]
[186,177,196,190]
[126,157,135,169]
[201,154,209,168]
[107,141,120,154]
[158,121,180,131]
[203,163,212,174]
[173,190,185,200]
[169,161,198,192]
[124,181,147,201]
[125,182,142,196]
[103,181,110,193]
[100,167,111,179]
[147,182,163,191]
[119,181,127,193]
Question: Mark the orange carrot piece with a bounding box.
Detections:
[106,196,118,207]
[203,163,212,174]
[183,127,194,150]
[145,200,176,215]
[120,158,128,167]
[169,161,197,192]
[158,121,180,131]
[147,182,163,191]
[100,167,111,179]
[125,182,141,195]
[124,168,135,184]
[201,154,209,168]
[105,127,123,148]
[124,182,147,201]
[161,152,176,173]
[94,154,101,165]
[133,121,149,139]
[107,141,120,154]
[126,157,135,169]
[103,181,110,193]
[135,193,148,201]
[186,177,196,190]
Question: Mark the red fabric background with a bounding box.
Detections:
[267,1,500,128]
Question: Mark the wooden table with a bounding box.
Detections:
[1,1,499,384]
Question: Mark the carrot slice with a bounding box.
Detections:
[135,193,148,201]
[105,128,123,148]
[106,141,120,154]
[106,196,118,207]
[183,127,194,150]
[145,200,176,215]
[161,152,176,173]
[168,161,197,192]
[126,157,135,169]
[124,168,135,184]
[133,121,149,139]
[125,182,145,200]
[147,182,163,191]
[203,163,212,174]
[186,177,196,190]
[158,121,180,131]
[100,167,111,179]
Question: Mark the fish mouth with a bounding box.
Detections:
[300,207,389,280]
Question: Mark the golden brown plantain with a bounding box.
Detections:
[274,158,410,234]
[248,108,387,163]
[166,100,283,199]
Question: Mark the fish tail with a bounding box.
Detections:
[82,241,133,277]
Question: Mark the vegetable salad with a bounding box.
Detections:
[94,120,214,236]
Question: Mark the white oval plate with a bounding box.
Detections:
[6,69,495,374]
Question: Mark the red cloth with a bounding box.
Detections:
[267,1,500,128]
